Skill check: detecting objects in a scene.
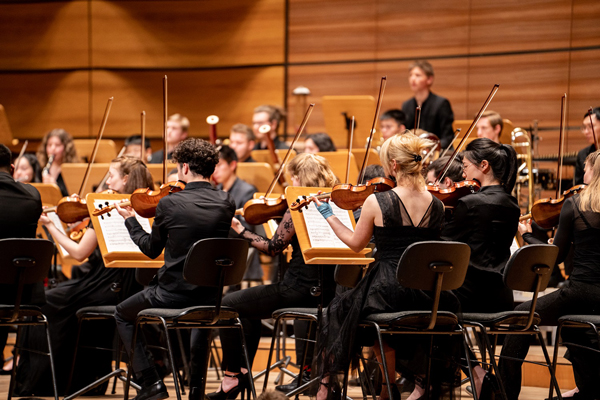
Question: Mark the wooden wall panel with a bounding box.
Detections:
[288,0,377,63]
[90,67,284,139]
[375,0,470,59]
[469,0,572,54]
[571,0,600,47]
[0,71,90,139]
[91,0,284,68]
[0,2,89,70]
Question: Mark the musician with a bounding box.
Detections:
[252,105,289,150]
[229,123,256,163]
[36,128,80,196]
[401,61,455,149]
[425,156,464,189]
[476,110,503,144]
[380,109,407,141]
[0,144,43,374]
[124,134,153,163]
[304,132,336,154]
[13,153,42,183]
[115,139,235,400]
[574,107,599,185]
[15,155,153,396]
[206,153,337,400]
[150,113,189,164]
[441,138,520,398]
[500,150,600,400]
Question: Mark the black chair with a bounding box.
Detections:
[0,238,56,400]
[461,243,560,400]
[356,241,472,400]
[123,238,253,400]
[65,268,158,400]
[549,314,600,399]
[260,264,365,397]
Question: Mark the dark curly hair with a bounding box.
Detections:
[172,138,218,178]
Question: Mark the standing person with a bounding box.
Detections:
[313,133,458,400]
[476,110,504,144]
[114,139,235,400]
[150,113,190,163]
[14,156,154,396]
[206,153,337,400]
[0,144,43,374]
[441,138,520,397]
[379,109,407,141]
[252,105,289,150]
[574,107,599,185]
[500,150,600,400]
[401,61,455,150]
[37,128,80,196]
[229,123,256,163]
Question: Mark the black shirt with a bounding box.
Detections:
[125,181,236,293]
[574,144,596,185]
[0,172,42,239]
[402,92,455,149]
[149,149,172,164]
[254,137,289,150]
[442,185,520,275]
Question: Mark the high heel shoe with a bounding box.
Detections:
[206,372,249,400]
[479,372,501,400]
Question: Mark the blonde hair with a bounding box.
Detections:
[287,153,338,187]
[37,128,80,165]
[169,113,190,132]
[380,132,433,189]
[579,150,600,213]
[111,155,155,195]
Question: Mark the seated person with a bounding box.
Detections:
[380,109,407,141]
[229,123,256,163]
[150,113,189,163]
[304,133,337,154]
[425,156,464,188]
[401,61,454,150]
[574,107,599,185]
[13,153,43,183]
[37,128,80,196]
[252,105,289,150]
[476,110,503,143]
[124,135,153,163]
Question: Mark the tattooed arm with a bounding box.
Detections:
[230,210,295,257]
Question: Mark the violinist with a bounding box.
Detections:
[252,104,289,150]
[425,155,463,189]
[440,138,520,398]
[500,150,600,400]
[15,155,154,396]
[476,110,503,144]
[229,123,256,163]
[401,61,455,149]
[304,132,337,154]
[380,109,407,141]
[13,153,43,183]
[205,153,337,400]
[124,134,153,163]
[36,128,80,196]
[150,113,189,164]
[114,139,235,400]
[574,107,599,185]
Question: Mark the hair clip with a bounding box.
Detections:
[414,154,422,162]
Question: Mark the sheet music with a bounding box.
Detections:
[302,196,354,249]
[47,212,69,256]
[93,199,152,253]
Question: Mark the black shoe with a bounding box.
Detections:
[189,386,211,400]
[206,373,249,400]
[479,373,501,400]
[275,371,312,394]
[132,381,169,400]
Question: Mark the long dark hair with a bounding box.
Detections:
[463,138,517,193]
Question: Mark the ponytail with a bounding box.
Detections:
[463,138,517,194]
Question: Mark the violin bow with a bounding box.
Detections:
[163,75,168,184]
[346,116,355,183]
[556,94,567,199]
[264,103,315,198]
[141,110,146,161]
[437,84,500,183]
[588,107,599,150]
[79,97,113,197]
[414,105,422,133]
[359,76,387,184]
[13,140,28,179]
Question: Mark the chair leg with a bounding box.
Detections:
[536,329,563,400]
[124,318,142,400]
[66,316,85,395]
[160,318,183,400]
[461,327,479,400]
[369,322,392,400]
[7,326,22,400]
[210,339,222,380]
[176,329,190,392]
[238,321,257,399]
[357,351,377,400]
[261,316,282,393]
[43,319,60,400]
[475,328,508,400]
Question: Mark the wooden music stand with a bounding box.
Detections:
[250,149,296,185]
[286,186,374,265]
[237,162,284,193]
[61,163,111,195]
[322,96,376,150]
[451,119,514,148]
[147,162,178,185]
[316,151,359,185]
[86,192,163,268]
[31,183,63,207]
[73,139,118,163]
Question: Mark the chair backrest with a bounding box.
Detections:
[503,244,558,330]
[334,264,364,288]
[0,238,54,321]
[183,238,249,288]
[396,241,471,330]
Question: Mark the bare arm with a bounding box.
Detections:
[39,214,97,261]
[231,210,296,257]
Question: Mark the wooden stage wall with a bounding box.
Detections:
[0,0,599,156]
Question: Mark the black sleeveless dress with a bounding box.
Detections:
[317,190,457,376]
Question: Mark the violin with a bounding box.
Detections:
[128,181,186,218]
[519,184,586,230]
[67,218,90,241]
[427,180,481,208]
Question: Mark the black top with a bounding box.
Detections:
[402,92,455,149]
[254,137,289,150]
[125,181,236,293]
[523,195,600,284]
[217,177,257,228]
[0,171,42,239]
[574,144,596,185]
[239,155,256,163]
[149,149,172,164]
[442,185,520,275]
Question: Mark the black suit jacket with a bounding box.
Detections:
[574,144,596,185]
[0,172,42,239]
[402,92,455,149]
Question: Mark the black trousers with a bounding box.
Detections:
[498,280,600,400]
